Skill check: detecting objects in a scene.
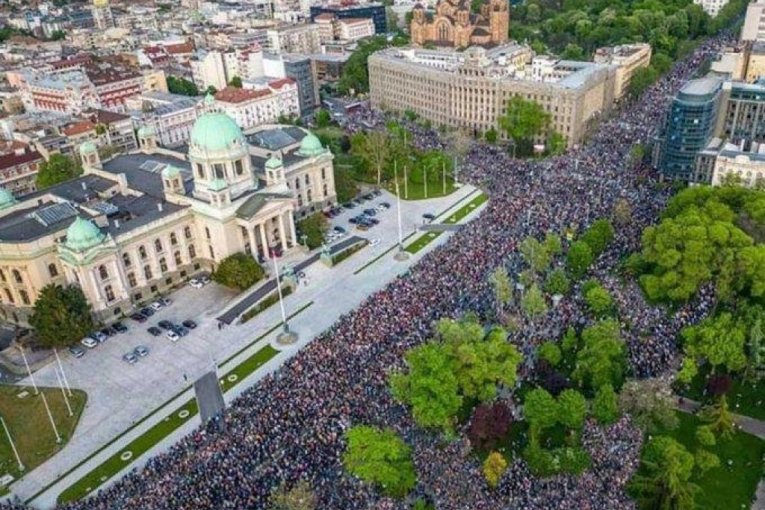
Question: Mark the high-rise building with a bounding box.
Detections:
[92,0,115,31]
[741,0,765,42]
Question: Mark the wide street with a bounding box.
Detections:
[10,184,483,508]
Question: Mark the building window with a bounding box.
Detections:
[139,246,147,259]
[4,289,13,303]
[295,177,300,189]
[188,244,196,258]
[307,189,312,202]
[304,174,310,186]
[150,285,157,293]
[154,239,163,253]
[0,270,5,282]
[174,251,182,266]
[19,290,29,305]
[209,246,215,260]
[196,163,204,179]
[128,272,137,287]
[184,226,192,239]
[214,163,224,179]
[12,270,22,284]
[165,277,172,285]
[48,264,58,277]
[321,167,326,179]
[134,292,142,301]
[98,265,109,280]
[122,253,131,268]
[104,285,115,302]
[170,233,178,246]
[159,257,167,273]
[235,159,244,175]
[205,227,211,239]
[144,265,152,280]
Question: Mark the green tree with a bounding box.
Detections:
[29,284,95,348]
[342,425,416,498]
[592,384,620,424]
[520,235,551,274]
[297,213,329,249]
[694,449,720,474]
[37,154,81,189]
[699,395,735,440]
[544,232,562,256]
[695,425,716,447]
[581,219,614,256]
[390,342,462,431]
[584,283,613,317]
[521,283,547,318]
[676,357,698,385]
[524,387,559,439]
[557,389,587,431]
[270,480,317,510]
[485,127,498,144]
[573,319,625,390]
[538,341,561,367]
[489,266,513,316]
[566,241,593,279]
[546,131,566,155]
[612,198,632,226]
[483,451,508,488]
[544,269,570,296]
[350,130,390,185]
[681,313,747,374]
[628,65,659,97]
[619,378,679,433]
[205,85,218,96]
[166,76,200,96]
[498,97,551,155]
[314,108,332,128]
[212,253,265,290]
[631,436,699,510]
[337,36,393,95]
[228,76,243,88]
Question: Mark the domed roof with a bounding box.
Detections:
[265,155,282,169]
[190,112,244,153]
[0,187,16,210]
[161,165,181,178]
[296,131,325,157]
[65,217,106,252]
[137,125,156,138]
[79,141,98,155]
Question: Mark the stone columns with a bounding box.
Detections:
[278,214,288,250]
[247,227,257,257]
[259,222,269,258]
[288,209,297,247]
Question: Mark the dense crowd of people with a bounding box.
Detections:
[2,33,734,510]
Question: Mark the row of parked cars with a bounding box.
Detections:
[68,321,130,358]
[348,202,391,231]
[129,297,172,323]
[147,319,197,342]
[323,190,384,219]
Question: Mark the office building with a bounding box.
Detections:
[213,80,300,130]
[742,0,765,42]
[310,2,386,35]
[593,43,652,99]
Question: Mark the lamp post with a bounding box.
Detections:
[19,345,38,395]
[394,161,409,261]
[271,251,297,345]
[54,364,73,417]
[53,348,72,397]
[1,416,23,472]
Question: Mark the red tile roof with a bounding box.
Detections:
[164,41,194,55]
[62,120,96,136]
[0,149,42,171]
[268,77,296,89]
[214,86,271,104]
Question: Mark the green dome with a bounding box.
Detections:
[79,141,97,155]
[265,155,282,169]
[208,178,228,192]
[65,217,105,252]
[190,112,244,152]
[0,187,16,210]
[161,165,181,178]
[296,132,325,157]
[137,125,156,138]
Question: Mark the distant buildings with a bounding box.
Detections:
[693,0,730,17]
[741,0,765,42]
[263,53,319,116]
[91,0,115,31]
[593,43,652,99]
[310,2,386,35]
[213,80,300,130]
[410,0,509,48]
[126,92,200,148]
[369,44,617,147]
[314,13,375,43]
[0,142,43,197]
[266,24,322,54]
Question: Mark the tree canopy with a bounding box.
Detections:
[167,76,199,96]
[37,154,81,189]
[29,284,94,348]
[212,253,265,290]
[573,318,625,390]
[681,312,747,374]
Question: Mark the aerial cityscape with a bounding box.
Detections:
[0,0,762,509]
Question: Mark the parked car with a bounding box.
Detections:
[422,213,436,222]
[134,345,150,357]
[91,331,108,343]
[363,209,377,216]
[122,352,138,364]
[369,239,381,247]
[379,202,391,209]
[356,224,370,231]
[182,319,197,329]
[100,327,115,337]
[81,337,98,349]
[334,226,346,234]
[342,202,356,209]
[68,345,85,358]
[113,322,128,333]
[366,218,380,225]
[150,301,163,311]
[172,325,190,337]
[189,278,204,289]
[140,307,155,317]
[348,216,360,224]
[199,275,211,285]
[166,330,180,342]
[147,326,162,337]
[131,313,147,323]
[372,189,382,197]
[362,193,375,200]
[158,297,172,307]
[158,320,174,330]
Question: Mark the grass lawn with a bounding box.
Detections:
[677,370,765,421]
[645,412,765,510]
[58,343,281,504]
[443,193,488,224]
[405,232,441,254]
[0,385,86,481]
[383,176,459,201]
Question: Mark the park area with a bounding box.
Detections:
[0,385,86,483]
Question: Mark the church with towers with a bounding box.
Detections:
[410,0,509,48]
[0,101,336,324]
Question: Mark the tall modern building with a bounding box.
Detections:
[310,2,386,35]
[656,75,724,181]
[92,0,115,31]
[741,0,765,42]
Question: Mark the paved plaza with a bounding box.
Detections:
[9,185,481,508]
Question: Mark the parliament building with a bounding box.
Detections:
[410,0,509,49]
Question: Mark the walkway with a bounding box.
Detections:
[217,236,365,324]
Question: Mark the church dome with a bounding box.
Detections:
[137,125,156,138]
[296,131,325,157]
[190,112,244,153]
[65,217,106,252]
[79,141,98,156]
[265,155,283,169]
[0,187,16,210]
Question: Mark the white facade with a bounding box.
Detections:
[337,18,375,41]
[191,51,229,91]
[214,81,300,131]
[693,0,729,17]
[266,24,321,54]
[710,142,765,186]
[742,0,765,42]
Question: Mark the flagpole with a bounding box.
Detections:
[54,364,73,417]
[19,346,38,395]
[1,416,23,471]
[53,348,72,396]
[271,249,297,345]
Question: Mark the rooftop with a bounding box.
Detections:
[101,152,192,198]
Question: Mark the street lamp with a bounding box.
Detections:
[271,251,297,345]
